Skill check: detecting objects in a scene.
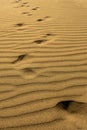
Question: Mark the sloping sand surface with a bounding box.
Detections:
[0,0,87,129]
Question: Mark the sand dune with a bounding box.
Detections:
[0,0,87,129]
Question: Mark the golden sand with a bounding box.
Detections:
[0,0,87,129]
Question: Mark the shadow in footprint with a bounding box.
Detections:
[57,100,86,114]
[12,54,26,64]
[57,100,73,110]
[22,68,34,73]
[22,67,36,79]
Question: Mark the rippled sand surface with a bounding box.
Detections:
[0,0,87,130]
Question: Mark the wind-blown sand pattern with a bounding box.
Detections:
[0,0,87,129]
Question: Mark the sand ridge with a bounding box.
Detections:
[0,0,87,130]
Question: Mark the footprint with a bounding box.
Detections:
[12,54,26,64]
[46,33,53,36]
[22,68,36,79]
[22,2,28,5]
[27,13,32,16]
[20,4,25,7]
[44,16,51,21]
[21,12,32,16]
[44,16,50,19]
[37,16,51,22]
[13,0,22,4]
[26,5,30,7]
[15,23,25,27]
[43,33,53,38]
[37,18,44,22]
[22,12,28,14]
[33,39,47,44]
[32,7,39,10]
[14,1,19,3]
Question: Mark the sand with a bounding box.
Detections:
[0,0,87,129]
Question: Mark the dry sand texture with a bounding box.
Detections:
[0,0,87,129]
